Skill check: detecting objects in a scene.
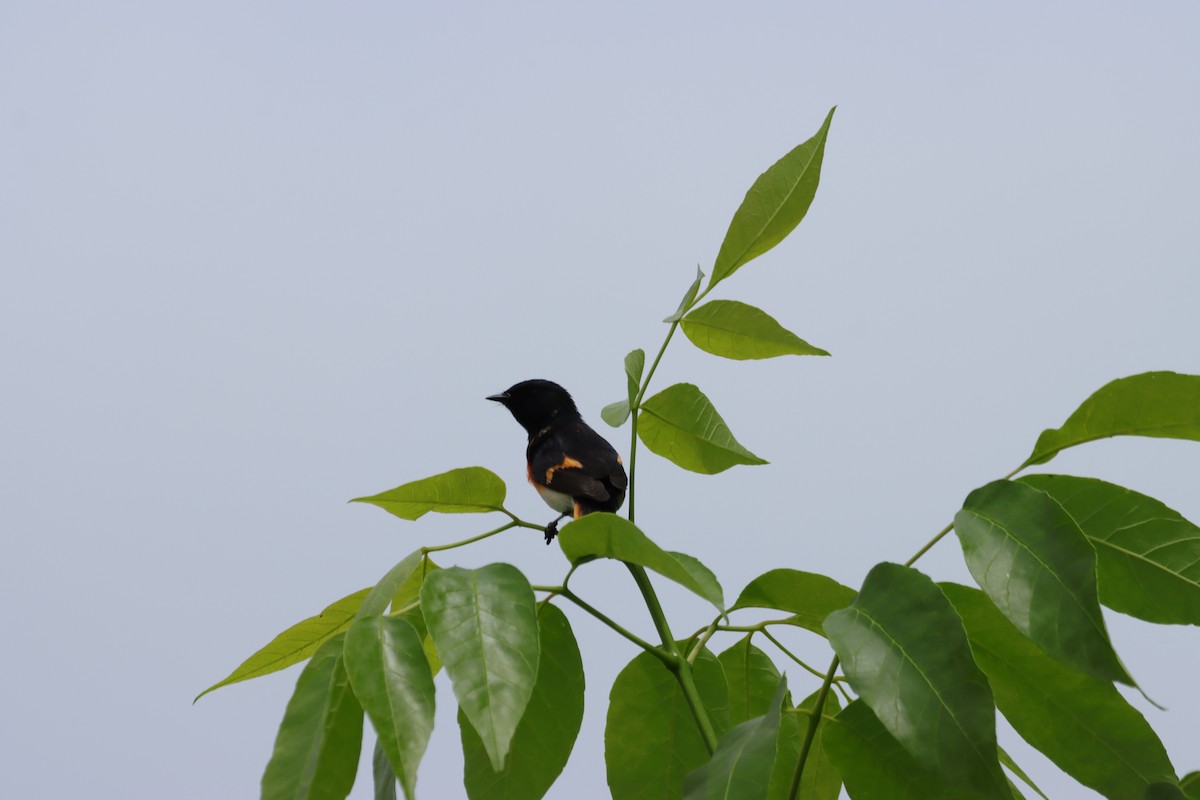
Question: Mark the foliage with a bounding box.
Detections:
[201,108,1197,800]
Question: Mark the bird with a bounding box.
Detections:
[488,379,628,543]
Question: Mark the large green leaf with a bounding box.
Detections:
[942,583,1177,799]
[602,349,648,427]
[460,603,585,800]
[711,108,835,285]
[1024,372,1200,466]
[261,634,364,800]
[681,300,828,361]
[824,700,979,800]
[421,564,539,771]
[1183,772,1200,800]
[954,480,1132,684]
[196,587,370,702]
[559,513,724,610]
[373,740,398,800]
[352,467,506,520]
[718,636,782,726]
[731,569,856,635]
[767,690,842,800]
[1018,474,1200,625]
[685,678,787,800]
[638,383,766,474]
[606,648,729,799]
[343,617,436,800]
[824,563,1009,800]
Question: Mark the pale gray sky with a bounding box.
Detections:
[2,3,1197,798]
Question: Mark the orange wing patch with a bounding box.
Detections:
[545,456,583,484]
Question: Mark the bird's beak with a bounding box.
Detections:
[486,392,510,404]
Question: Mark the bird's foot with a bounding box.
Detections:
[544,520,560,545]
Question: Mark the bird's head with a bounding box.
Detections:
[487,379,580,435]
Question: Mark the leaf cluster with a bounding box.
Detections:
[200,109,1200,800]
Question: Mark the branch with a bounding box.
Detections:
[787,654,839,800]
[554,588,670,664]
[627,562,719,753]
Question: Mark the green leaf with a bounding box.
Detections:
[1024,372,1200,466]
[824,700,978,800]
[390,555,439,612]
[954,480,1132,685]
[731,569,856,636]
[559,513,725,610]
[665,266,706,322]
[1183,772,1200,800]
[388,555,442,675]
[606,647,729,799]
[358,550,425,620]
[460,603,585,800]
[1018,474,1200,625]
[602,399,632,428]
[373,739,398,800]
[638,383,767,474]
[824,563,1009,800]
[669,551,726,611]
[626,348,647,401]
[421,564,539,771]
[711,108,835,285]
[196,587,371,702]
[261,634,364,800]
[767,690,842,800]
[352,467,507,520]
[395,607,441,677]
[997,748,1049,800]
[1147,783,1190,800]
[681,300,828,361]
[343,617,436,800]
[685,678,787,800]
[602,349,648,427]
[942,583,1178,799]
[718,636,782,726]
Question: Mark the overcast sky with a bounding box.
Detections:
[3,3,1198,798]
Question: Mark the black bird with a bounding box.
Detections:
[488,379,628,543]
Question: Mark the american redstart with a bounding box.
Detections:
[488,379,628,543]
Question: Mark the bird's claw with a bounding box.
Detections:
[544,520,560,545]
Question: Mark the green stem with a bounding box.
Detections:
[760,629,831,681]
[421,521,517,554]
[787,654,839,800]
[686,615,723,664]
[904,464,1025,567]
[628,319,681,523]
[557,588,669,662]
[500,508,550,532]
[389,599,420,618]
[627,562,719,753]
[902,520,954,567]
[622,271,718,749]
[628,269,713,522]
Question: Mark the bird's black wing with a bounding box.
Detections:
[531,421,626,509]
